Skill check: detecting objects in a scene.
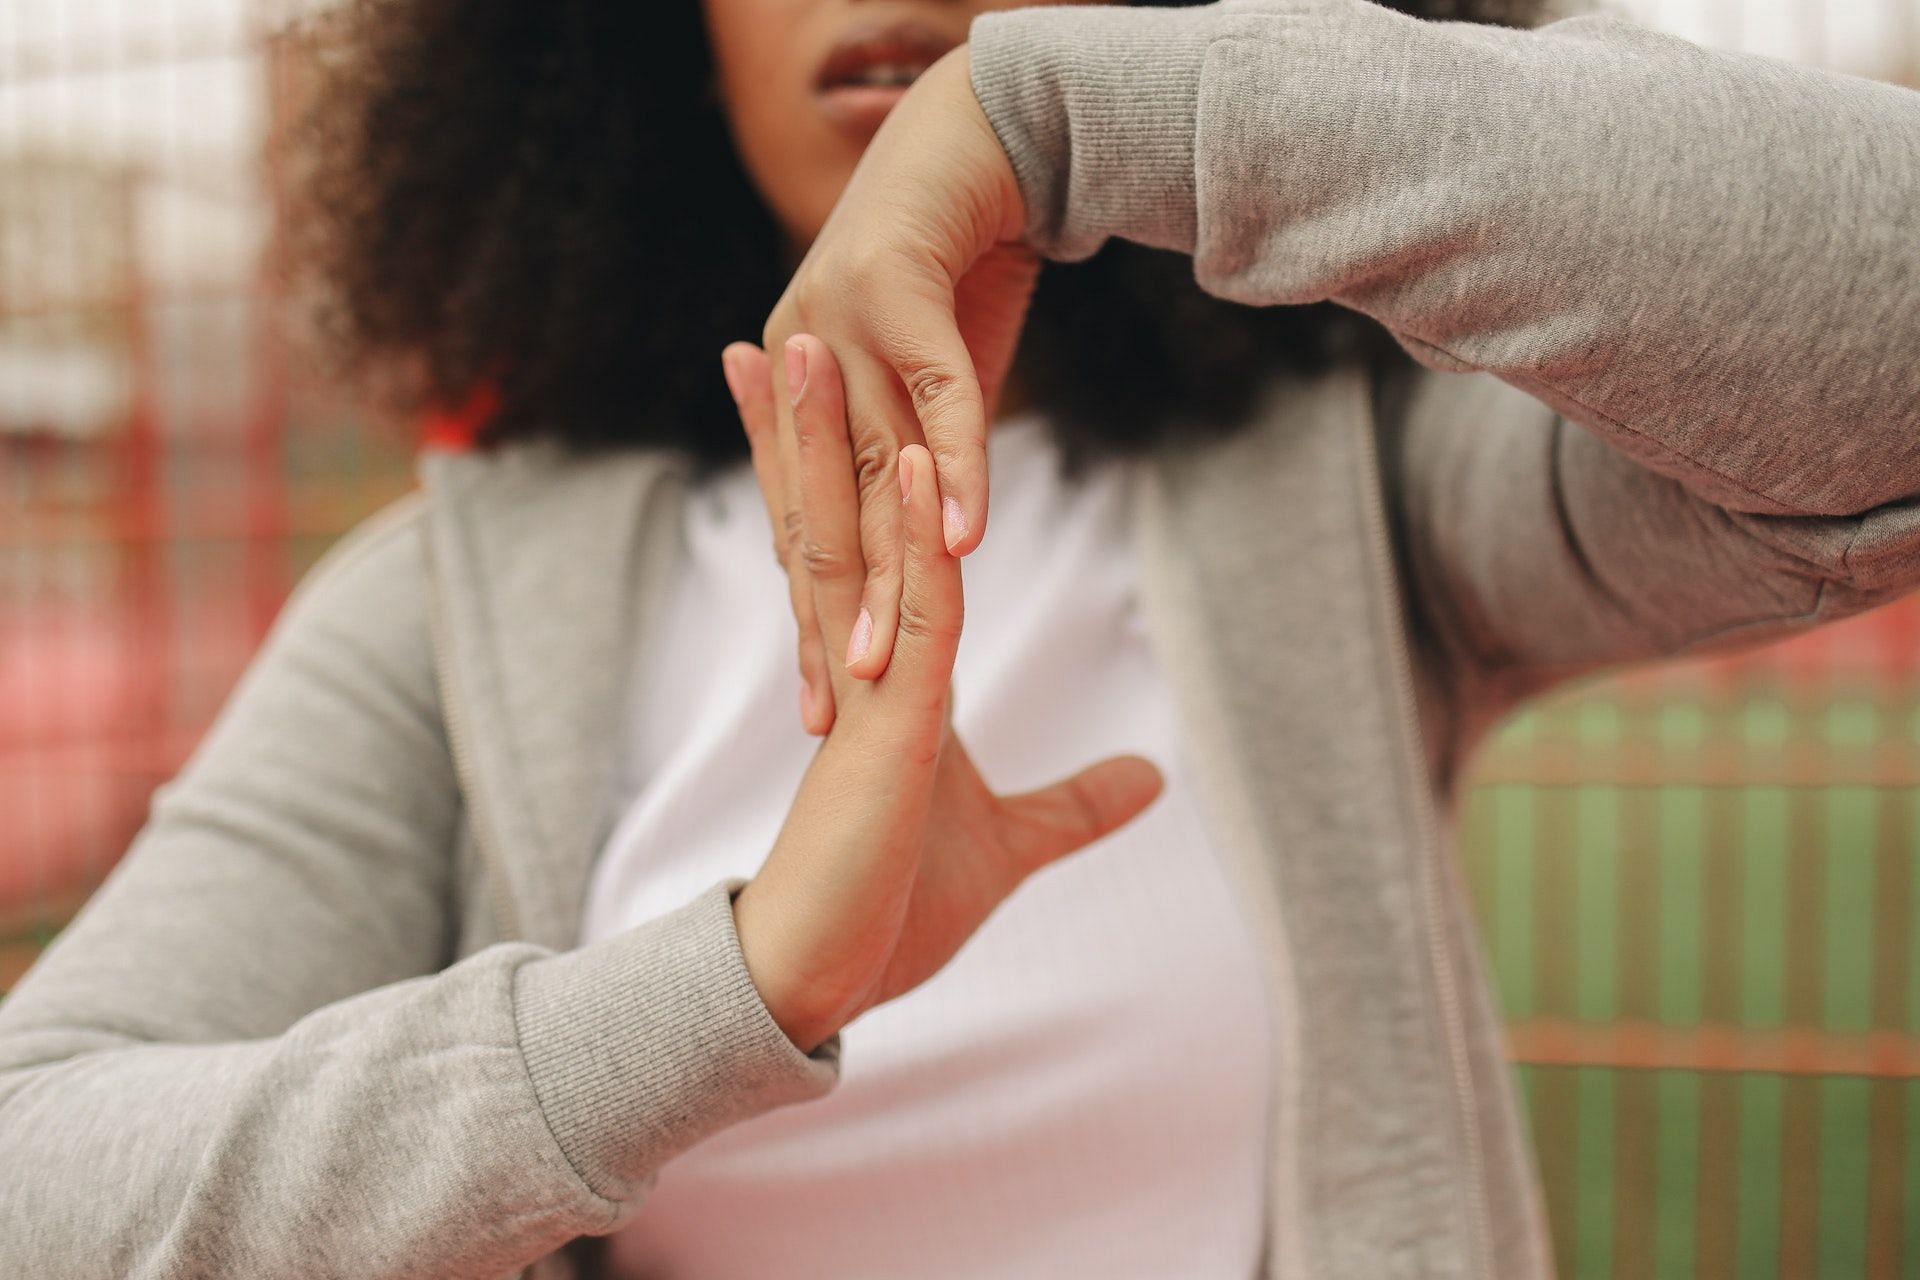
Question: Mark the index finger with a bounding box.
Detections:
[864,292,988,557]
[722,342,789,569]
[723,340,836,735]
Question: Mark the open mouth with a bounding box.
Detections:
[826,61,931,89]
[812,19,958,134]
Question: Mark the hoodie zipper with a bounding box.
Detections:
[420,524,524,945]
[1349,390,1495,1277]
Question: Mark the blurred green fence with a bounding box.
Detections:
[1460,602,1920,1278]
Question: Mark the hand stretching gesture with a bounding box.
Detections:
[725,334,1162,1054]
[721,45,1034,737]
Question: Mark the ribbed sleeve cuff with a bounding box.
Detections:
[512,879,841,1205]
[968,4,1215,261]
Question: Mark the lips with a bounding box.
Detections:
[812,19,960,136]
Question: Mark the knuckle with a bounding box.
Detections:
[903,365,975,422]
[796,535,857,580]
[895,594,958,646]
[844,244,892,288]
[769,289,816,340]
[780,507,805,546]
[928,435,971,471]
[851,437,894,494]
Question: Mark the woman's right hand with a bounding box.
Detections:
[727,336,1163,1054]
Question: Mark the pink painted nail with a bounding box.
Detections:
[846,607,873,667]
[942,497,968,549]
[799,682,815,728]
[784,338,808,406]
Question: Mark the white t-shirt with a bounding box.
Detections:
[580,413,1273,1277]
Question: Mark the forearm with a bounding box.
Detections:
[0,882,834,1277]
[1,945,587,1278]
[970,0,1920,516]
[1389,368,1920,737]
[0,484,839,1274]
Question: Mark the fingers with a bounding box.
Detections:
[883,443,963,740]
[951,241,1041,457]
[838,347,917,683]
[996,756,1165,879]
[723,341,834,735]
[772,341,838,736]
[787,336,864,674]
[865,292,989,556]
[722,342,784,560]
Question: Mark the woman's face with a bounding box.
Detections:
[702,0,1091,258]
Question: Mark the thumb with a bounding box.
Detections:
[996,755,1165,879]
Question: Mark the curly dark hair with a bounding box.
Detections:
[293,0,1548,479]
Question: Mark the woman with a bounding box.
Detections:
[1,1,1914,1278]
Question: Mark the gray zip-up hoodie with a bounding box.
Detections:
[2,2,1916,1277]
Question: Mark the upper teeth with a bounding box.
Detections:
[847,63,925,87]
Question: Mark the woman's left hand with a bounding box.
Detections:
[726,331,1164,1053]
[722,45,1037,737]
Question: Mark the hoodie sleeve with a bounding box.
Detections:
[0,495,837,1279]
[968,0,1920,741]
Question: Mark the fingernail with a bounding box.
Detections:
[942,496,967,550]
[899,457,913,503]
[720,348,747,405]
[846,607,873,667]
[784,338,808,407]
[799,682,816,729]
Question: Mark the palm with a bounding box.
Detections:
[863,728,1009,1013]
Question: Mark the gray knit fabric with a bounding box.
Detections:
[972,0,1920,520]
[0,493,837,1278]
[2,1,1915,1276]
[971,3,1917,1275]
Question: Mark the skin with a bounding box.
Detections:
[703,0,1062,266]
[705,0,1162,1051]
[709,0,1094,733]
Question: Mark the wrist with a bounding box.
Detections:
[730,881,829,1054]
[946,45,1028,246]
[966,4,1214,260]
